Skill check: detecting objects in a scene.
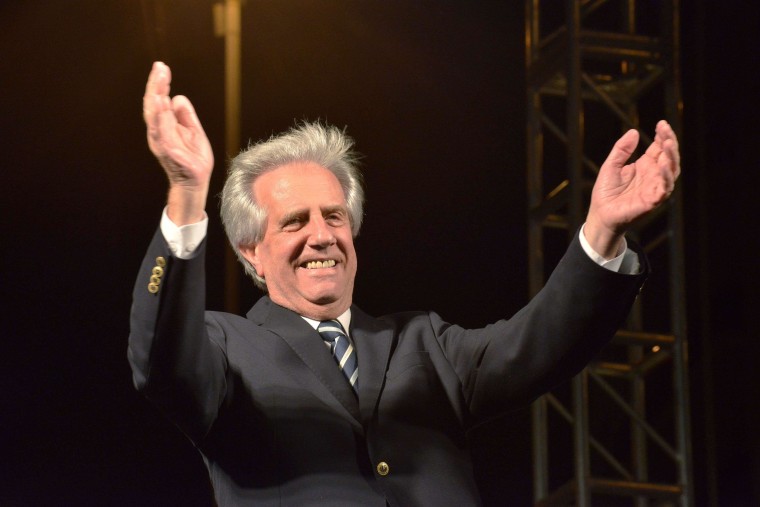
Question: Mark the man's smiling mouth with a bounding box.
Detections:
[303,260,337,269]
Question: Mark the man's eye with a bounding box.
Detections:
[283,218,304,230]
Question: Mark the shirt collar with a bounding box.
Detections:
[301,308,352,336]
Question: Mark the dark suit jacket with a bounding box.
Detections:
[129,228,646,506]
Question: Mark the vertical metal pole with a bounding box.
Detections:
[619,3,649,506]
[221,0,242,314]
[572,373,591,507]
[566,0,584,233]
[531,397,549,501]
[566,1,590,505]
[526,0,549,499]
[663,2,694,505]
[525,3,544,296]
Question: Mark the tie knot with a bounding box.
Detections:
[318,320,346,343]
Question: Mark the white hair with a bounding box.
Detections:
[220,122,364,289]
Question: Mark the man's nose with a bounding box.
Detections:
[307,217,336,247]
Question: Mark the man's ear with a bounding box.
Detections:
[239,244,264,278]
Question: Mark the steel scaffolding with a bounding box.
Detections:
[525,1,693,505]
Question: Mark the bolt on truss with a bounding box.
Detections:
[525,1,693,505]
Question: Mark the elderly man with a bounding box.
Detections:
[129,62,680,506]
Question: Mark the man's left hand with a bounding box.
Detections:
[585,120,681,258]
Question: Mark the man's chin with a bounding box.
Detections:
[296,294,350,321]
[306,291,342,306]
[304,286,353,312]
[300,279,345,301]
[270,279,353,317]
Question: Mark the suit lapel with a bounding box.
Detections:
[247,297,362,427]
[350,306,394,426]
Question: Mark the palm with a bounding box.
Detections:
[588,121,680,234]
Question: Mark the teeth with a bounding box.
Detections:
[305,260,336,269]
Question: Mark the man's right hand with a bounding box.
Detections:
[143,61,214,225]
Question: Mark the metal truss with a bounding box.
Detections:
[525,1,693,505]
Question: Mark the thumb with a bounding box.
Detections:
[602,129,639,170]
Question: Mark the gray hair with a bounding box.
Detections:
[220,122,364,289]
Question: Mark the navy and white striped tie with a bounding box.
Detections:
[318,320,358,392]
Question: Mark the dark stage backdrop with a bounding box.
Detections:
[1,2,757,506]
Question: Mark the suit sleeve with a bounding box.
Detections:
[435,232,648,422]
[128,227,227,443]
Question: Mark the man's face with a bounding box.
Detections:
[240,162,357,320]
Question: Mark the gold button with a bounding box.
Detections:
[147,282,159,294]
[150,275,161,285]
[376,461,389,476]
[152,266,164,277]
[156,256,166,267]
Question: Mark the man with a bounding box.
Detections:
[130,61,680,506]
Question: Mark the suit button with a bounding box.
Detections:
[150,274,161,285]
[147,282,159,294]
[156,256,166,268]
[152,266,164,277]
[376,461,389,476]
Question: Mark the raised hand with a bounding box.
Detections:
[143,62,214,224]
[585,120,681,258]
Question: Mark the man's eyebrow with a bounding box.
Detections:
[279,209,308,226]
[322,205,347,215]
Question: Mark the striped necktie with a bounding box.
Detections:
[318,320,358,392]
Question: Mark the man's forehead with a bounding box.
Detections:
[254,162,346,205]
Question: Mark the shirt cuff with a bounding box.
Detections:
[160,207,208,259]
[579,223,640,274]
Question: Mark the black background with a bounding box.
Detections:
[2,1,758,505]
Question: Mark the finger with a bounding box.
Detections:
[645,120,679,163]
[663,127,680,175]
[654,120,679,151]
[657,146,676,195]
[145,61,171,96]
[662,138,681,180]
[602,129,639,169]
[653,120,680,179]
[644,141,662,163]
[151,95,179,149]
[172,95,206,134]
[146,94,171,139]
[143,62,172,122]
[645,125,667,160]
[655,119,672,140]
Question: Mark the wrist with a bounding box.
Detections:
[166,184,208,226]
[583,216,625,260]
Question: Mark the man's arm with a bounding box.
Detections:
[129,63,224,442]
[442,121,680,419]
[436,232,648,421]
